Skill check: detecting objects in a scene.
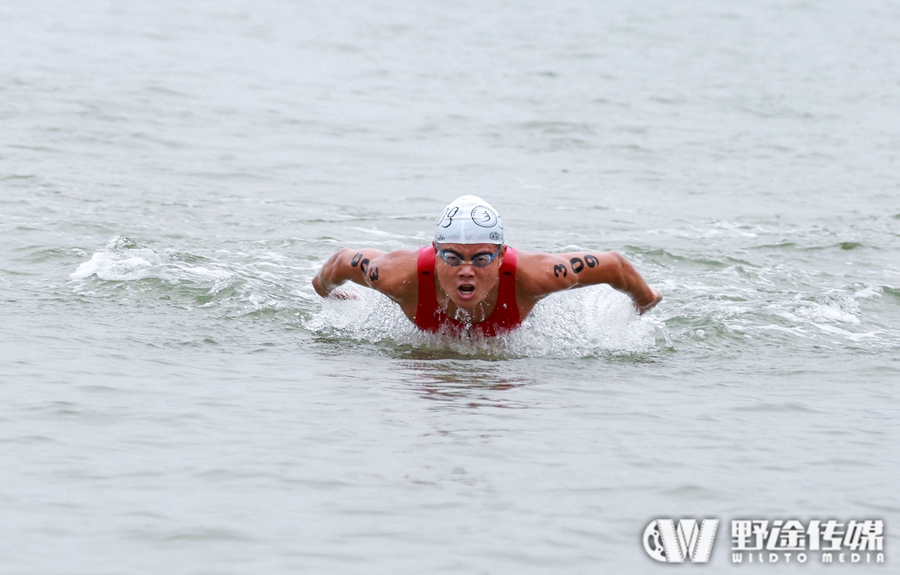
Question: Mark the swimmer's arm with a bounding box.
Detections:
[312,248,418,304]
[517,251,662,314]
[313,248,384,298]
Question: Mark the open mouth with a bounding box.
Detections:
[457,284,476,299]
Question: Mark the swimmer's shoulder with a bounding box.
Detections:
[363,248,420,303]
[513,249,579,301]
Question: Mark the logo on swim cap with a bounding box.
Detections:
[471,206,498,228]
[434,195,504,245]
[437,206,459,229]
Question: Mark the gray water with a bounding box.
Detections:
[2,0,899,573]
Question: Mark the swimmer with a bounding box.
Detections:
[312,195,663,336]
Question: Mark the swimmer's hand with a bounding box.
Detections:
[634,288,662,315]
[328,289,360,300]
[312,275,360,300]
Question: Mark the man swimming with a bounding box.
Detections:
[312,195,662,336]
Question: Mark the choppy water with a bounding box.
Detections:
[2,0,899,572]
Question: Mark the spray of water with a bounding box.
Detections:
[304,281,667,359]
[69,235,897,359]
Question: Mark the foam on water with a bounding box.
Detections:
[660,267,899,353]
[66,237,668,358]
[70,236,230,284]
[70,237,163,282]
[66,236,303,324]
[67,233,899,359]
[305,281,665,359]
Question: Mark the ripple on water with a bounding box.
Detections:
[65,234,900,360]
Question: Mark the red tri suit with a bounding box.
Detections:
[414,246,522,336]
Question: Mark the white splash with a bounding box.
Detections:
[70,236,162,281]
[306,283,666,358]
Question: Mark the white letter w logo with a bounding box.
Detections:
[643,518,719,563]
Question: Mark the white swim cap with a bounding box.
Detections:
[434,195,504,245]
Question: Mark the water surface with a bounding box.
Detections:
[1,0,898,572]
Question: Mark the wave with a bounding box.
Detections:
[68,235,899,358]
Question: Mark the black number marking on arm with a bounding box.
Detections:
[553,264,568,278]
[368,267,379,282]
[359,258,370,274]
[351,253,363,267]
[584,255,599,268]
[570,257,585,273]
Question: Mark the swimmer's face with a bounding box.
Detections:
[433,242,506,310]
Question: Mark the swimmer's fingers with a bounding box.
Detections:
[328,289,360,300]
[634,288,662,315]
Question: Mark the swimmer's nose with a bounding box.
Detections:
[456,264,476,277]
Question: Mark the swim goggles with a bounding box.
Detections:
[436,246,502,268]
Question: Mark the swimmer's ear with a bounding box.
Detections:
[432,241,438,253]
[496,244,506,269]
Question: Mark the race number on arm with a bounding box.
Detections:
[516,250,662,314]
[312,248,419,308]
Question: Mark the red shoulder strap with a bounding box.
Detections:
[497,246,517,305]
[415,246,440,331]
[477,246,521,334]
